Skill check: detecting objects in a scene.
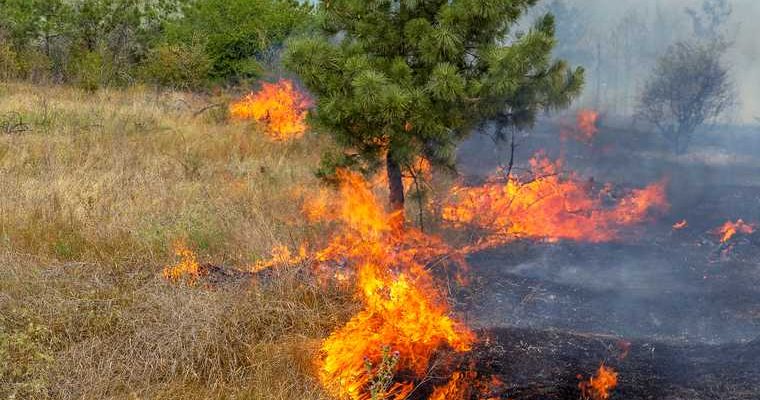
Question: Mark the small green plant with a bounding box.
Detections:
[364,346,401,400]
[0,323,53,398]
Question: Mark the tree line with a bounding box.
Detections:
[0,0,735,207]
[0,0,311,90]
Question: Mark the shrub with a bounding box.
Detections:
[0,43,19,81]
[141,38,212,90]
[636,40,734,153]
[69,50,113,92]
[15,49,53,84]
[165,0,312,84]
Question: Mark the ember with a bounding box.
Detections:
[229,79,311,141]
[672,219,688,230]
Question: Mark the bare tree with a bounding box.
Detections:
[636,41,734,154]
[686,0,733,41]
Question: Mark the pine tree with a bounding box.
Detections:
[284,0,584,211]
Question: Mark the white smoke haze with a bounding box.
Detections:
[533,0,759,124]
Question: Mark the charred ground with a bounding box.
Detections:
[449,117,760,399]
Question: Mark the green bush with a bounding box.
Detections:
[70,50,111,92]
[141,38,212,90]
[0,43,19,81]
[15,49,53,84]
[165,0,312,84]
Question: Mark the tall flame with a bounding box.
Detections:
[230,79,311,141]
[311,170,474,399]
[256,151,668,398]
[579,364,619,400]
[443,154,668,247]
[715,219,755,243]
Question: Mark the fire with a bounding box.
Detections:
[577,109,600,141]
[255,152,667,398]
[672,219,688,230]
[162,241,204,285]
[307,170,474,399]
[229,79,311,141]
[372,155,433,194]
[579,364,619,400]
[250,244,308,273]
[443,154,668,247]
[430,371,475,400]
[429,370,503,400]
[715,219,755,243]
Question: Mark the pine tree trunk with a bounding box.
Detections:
[386,151,405,212]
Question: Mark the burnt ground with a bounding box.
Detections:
[449,118,760,398]
[461,327,760,400]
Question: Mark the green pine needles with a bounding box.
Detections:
[284,0,584,211]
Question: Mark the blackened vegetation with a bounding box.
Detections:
[448,115,760,398]
[472,327,759,400]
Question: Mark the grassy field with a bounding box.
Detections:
[0,82,352,399]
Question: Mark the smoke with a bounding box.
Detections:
[534,0,759,124]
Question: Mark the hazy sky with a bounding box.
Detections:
[548,0,759,123]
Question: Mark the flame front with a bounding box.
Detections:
[579,364,619,400]
[230,79,311,141]
[715,219,755,243]
[312,170,475,399]
[257,151,668,398]
[443,154,669,247]
[250,244,308,272]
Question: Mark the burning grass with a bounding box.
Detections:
[715,219,756,243]
[0,83,716,400]
[443,154,669,248]
[230,79,312,141]
[310,170,475,399]
[579,364,619,400]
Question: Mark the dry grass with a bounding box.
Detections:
[0,82,352,399]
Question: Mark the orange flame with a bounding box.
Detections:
[306,170,474,399]
[577,109,600,141]
[162,241,204,285]
[250,244,309,273]
[230,79,311,141]
[579,364,618,400]
[715,219,755,243]
[430,371,476,400]
[443,154,668,248]
[672,219,688,230]
[372,155,433,194]
[429,370,503,400]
